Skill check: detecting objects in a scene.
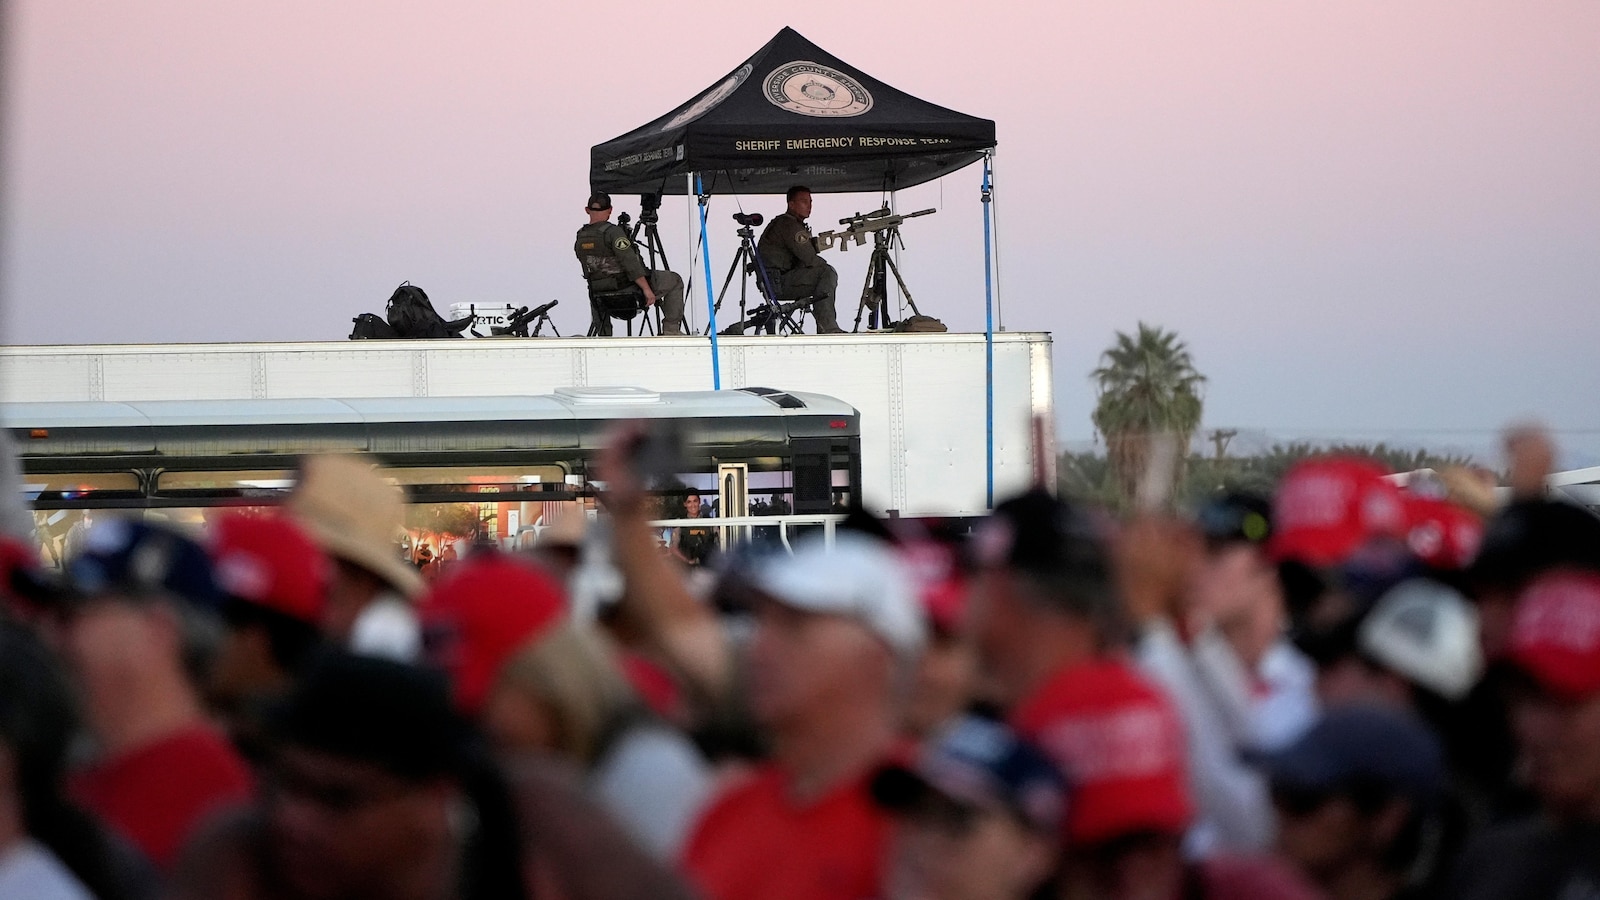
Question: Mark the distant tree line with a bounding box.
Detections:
[1076,322,1479,510]
[1059,441,1481,509]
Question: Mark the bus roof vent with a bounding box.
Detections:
[553,386,661,404]
[737,387,807,409]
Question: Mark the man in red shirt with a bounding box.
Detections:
[682,531,925,900]
[967,490,1319,900]
[60,520,253,870]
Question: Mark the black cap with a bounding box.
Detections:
[1468,499,1600,593]
[1195,491,1272,546]
[972,489,1115,624]
[272,653,473,781]
[975,489,1104,575]
[585,191,613,211]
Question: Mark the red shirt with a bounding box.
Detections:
[72,724,253,870]
[682,763,890,900]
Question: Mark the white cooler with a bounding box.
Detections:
[448,303,521,338]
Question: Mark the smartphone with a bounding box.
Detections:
[625,420,686,488]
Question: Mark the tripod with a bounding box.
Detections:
[622,196,671,273]
[709,222,805,336]
[852,225,923,332]
[620,193,671,332]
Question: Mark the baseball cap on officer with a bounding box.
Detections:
[585,192,612,212]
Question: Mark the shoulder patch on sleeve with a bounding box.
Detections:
[614,237,632,251]
[795,231,808,243]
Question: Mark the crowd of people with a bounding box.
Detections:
[1,423,1599,900]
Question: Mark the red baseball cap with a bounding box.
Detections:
[1270,457,1407,568]
[1012,658,1192,845]
[209,513,330,625]
[1403,495,1484,571]
[419,553,566,714]
[1507,570,1600,701]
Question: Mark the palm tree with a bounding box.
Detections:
[1091,323,1206,507]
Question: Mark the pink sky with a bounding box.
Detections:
[5,1,1598,461]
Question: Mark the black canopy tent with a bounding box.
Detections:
[589,27,996,196]
[587,28,1004,507]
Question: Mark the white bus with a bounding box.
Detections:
[5,386,860,565]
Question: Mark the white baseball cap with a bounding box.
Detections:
[1358,578,1483,701]
[750,531,926,660]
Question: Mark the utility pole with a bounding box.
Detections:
[1208,428,1238,461]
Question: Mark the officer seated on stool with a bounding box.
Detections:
[575,191,686,335]
[757,185,845,334]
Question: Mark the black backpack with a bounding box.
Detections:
[385,282,471,339]
[350,312,398,340]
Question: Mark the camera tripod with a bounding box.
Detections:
[621,193,672,273]
[708,218,807,336]
[852,225,923,332]
[619,193,670,332]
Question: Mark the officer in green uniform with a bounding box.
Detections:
[756,186,845,334]
[574,192,687,336]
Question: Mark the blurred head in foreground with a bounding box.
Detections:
[873,715,1064,900]
[1260,704,1445,892]
[970,491,1205,900]
[206,513,332,715]
[261,653,510,900]
[287,454,422,657]
[744,531,924,740]
[964,489,1120,708]
[1501,569,1600,822]
[899,531,979,738]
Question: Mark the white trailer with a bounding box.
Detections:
[0,332,1053,517]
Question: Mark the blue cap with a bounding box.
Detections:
[872,715,1068,834]
[1256,704,1444,804]
[66,519,222,611]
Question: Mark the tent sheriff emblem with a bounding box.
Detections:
[662,64,753,132]
[764,62,873,118]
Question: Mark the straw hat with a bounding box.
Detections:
[287,454,423,599]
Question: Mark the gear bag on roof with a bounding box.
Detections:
[384,282,472,339]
